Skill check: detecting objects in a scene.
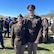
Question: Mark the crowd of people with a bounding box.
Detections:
[0,4,54,54]
[0,17,17,48]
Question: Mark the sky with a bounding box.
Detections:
[0,0,54,17]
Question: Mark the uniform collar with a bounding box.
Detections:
[28,15,36,20]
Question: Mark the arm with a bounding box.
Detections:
[34,18,42,44]
[34,28,42,44]
[11,25,15,47]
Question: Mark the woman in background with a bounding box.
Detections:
[42,18,49,43]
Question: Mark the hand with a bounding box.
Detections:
[34,40,39,44]
[12,44,14,48]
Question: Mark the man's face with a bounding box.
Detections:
[28,8,34,16]
[43,19,46,22]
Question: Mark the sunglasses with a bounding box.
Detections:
[29,10,34,11]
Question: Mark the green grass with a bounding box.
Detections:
[0,33,54,54]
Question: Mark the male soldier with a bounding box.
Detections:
[12,14,28,54]
[26,5,42,54]
[0,18,5,49]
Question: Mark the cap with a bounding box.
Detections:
[27,5,36,10]
[18,14,23,18]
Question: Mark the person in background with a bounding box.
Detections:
[3,18,9,37]
[9,18,17,33]
[42,18,49,43]
[8,16,12,36]
[26,5,42,54]
[51,19,54,39]
[8,16,12,24]
[0,18,5,49]
[0,18,4,32]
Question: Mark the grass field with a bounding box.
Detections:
[0,31,54,54]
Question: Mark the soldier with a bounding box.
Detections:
[26,5,42,54]
[11,14,28,54]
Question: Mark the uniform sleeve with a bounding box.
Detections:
[35,18,43,41]
[11,25,15,46]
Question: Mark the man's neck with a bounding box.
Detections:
[30,16,33,18]
[29,15,34,18]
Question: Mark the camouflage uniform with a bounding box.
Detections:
[12,21,28,54]
[26,15,42,54]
